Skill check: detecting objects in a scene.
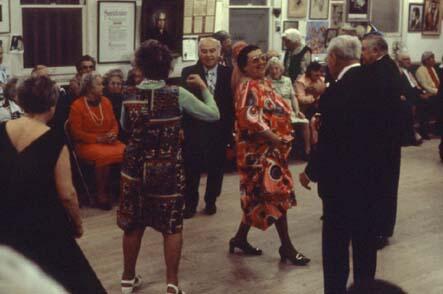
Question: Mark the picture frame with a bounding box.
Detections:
[287,0,308,19]
[324,28,339,48]
[10,35,24,52]
[330,3,345,28]
[371,0,401,35]
[408,3,424,33]
[422,0,441,36]
[306,21,329,54]
[182,35,198,61]
[0,0,10,33]
[97,1,136,64]
[309,0,329,20]
[141,0,184,54]
[346,0,371,22]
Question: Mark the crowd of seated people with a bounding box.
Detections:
[0,26,442,293]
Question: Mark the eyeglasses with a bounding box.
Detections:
[249,54,269,65]
[81,65,95,70]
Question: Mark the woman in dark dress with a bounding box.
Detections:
[118,40,219,294]
[0,76,106,293]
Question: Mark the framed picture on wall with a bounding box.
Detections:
[309,0,329,20]
[287,0,308,19]
[98,1,136,63]
[306,21,329,54]
[422,0,441,36]
[408,4,424,32]
[371,0,401,34]
[0,0,10,33]
[346,0,371,22]
[141,0,184,54]
[331,3,345,28]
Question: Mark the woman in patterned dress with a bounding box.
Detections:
[118,40,219,294]
[228,45,310,265]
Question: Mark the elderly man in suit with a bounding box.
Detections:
[181,37,234,218]
[360,33,402,250]
[299,34,398,293]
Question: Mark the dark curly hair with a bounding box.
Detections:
[75,55,96,73]
[18,76,59,114]
[237,45,260,74]
[306,61,323,77]
[134,39,173,80]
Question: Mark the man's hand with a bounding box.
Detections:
[299,172,311,190]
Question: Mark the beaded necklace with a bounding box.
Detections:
[83,97,104,126]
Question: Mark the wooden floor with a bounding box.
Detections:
[78,139,443,294]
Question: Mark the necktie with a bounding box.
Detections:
[427,67,440,89]
[206,71,216,94]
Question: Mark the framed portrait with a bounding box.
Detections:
[287,0,308,19]
[98,1,136,64]
[141,0,184,54]
[282,21,299,49]
[408,4,424,32]
[330,3,345,28]
[346,0,371,22]
[324,28,338,48]
[422,0,441,36]
[306,21,329,54]
[309,0,329,20]
[0,0,10,33]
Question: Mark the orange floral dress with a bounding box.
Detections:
[235,79,296,230]
[69,96,125,167]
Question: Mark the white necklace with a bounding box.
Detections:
[84,97,104,126]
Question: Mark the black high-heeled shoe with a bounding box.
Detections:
[279,246,310,265]
[229,238,263,255]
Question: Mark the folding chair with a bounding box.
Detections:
[63,120,93,206]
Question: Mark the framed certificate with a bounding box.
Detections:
[0,0,10,33]
[98,1,136,63]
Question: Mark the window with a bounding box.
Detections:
[230,0,267,5]
[21,0,81,4]
[21,2,83,68]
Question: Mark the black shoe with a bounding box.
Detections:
[204,203,217,215]
[229,238,262,255]
[183,207,196,219]
[376,236,389,250]
[279,246,310,265]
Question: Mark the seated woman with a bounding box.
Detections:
[294,62,326,145]
[0,78,22,122]
[69,72,125,210]
[103,68,125,121]
[266,57,311,159]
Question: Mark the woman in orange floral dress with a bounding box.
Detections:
[69,72,125,209]
[228,45,310,265]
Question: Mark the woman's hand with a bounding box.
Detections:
[296,111,306,119]
[186,74,207,91]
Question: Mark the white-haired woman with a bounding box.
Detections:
[69,72,125,210]
[266,57,311,159]
[282,28,312,82]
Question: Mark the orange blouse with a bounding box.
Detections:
[69,96,125,167]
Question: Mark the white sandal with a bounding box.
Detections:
[121,275,142,294]
[166,283,186,294]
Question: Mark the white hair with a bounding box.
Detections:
[396,50,410,61]
[198,37,221,50]
[0,246,68,293]
[327,35,362,61]
[282,28,303,44]
[266,56,284,71]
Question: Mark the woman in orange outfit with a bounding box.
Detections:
[69,72,125,209]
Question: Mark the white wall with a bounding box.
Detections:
[3,0,442,82]
[402,0,443,62]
